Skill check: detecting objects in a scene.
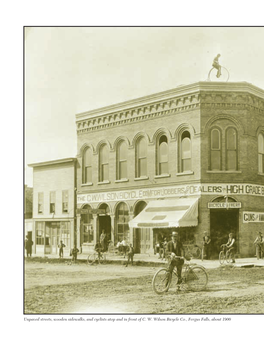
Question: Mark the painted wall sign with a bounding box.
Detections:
[243,212,264,223]
[208,202,242,209]
[77,183,264,204]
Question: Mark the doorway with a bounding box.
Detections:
[210,209,239,259]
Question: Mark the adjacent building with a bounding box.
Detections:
[29,158,76,256]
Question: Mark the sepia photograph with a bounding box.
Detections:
[24,26,264,316]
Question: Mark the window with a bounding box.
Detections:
[258,133,264,173]
[61,222,70,246]
[50,191,56,213]
[117,141,127,180]
[99,144,109,182]
[181,131,191,172]
[83,147,92,183]
[36,222,44,245]
[116,202,129,242]
[210,129,221,170]
[136,137,147,177]
[226,128,237,170]
[81,205,94,243]
[38,192,43,213]
[62,190,68,213]
[157,135,168,175]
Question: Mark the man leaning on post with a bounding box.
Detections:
[166,231,185,284]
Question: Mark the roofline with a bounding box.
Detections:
[28,157,76,168]
[75,81,264,122]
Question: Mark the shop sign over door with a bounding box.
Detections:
[208,202,242,209]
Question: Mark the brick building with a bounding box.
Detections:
[75,81,264,258]
[29,158,76,256]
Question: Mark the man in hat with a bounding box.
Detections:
[226,233,236,263]
[253,232,263,260]
[166,231,184,284]
[202,231,211,260]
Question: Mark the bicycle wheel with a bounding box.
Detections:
[219,251,225,264]
[87,254,97,265]
[152,268,171,294]
[185,266,208,291]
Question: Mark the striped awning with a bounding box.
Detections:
[129,197,199,228]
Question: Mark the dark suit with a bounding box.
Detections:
[166,240,184,279]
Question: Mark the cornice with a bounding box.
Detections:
[28,157,76,168]
[76,82,264,135]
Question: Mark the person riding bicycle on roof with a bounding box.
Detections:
[226,233,236,263]
[166,231,185,284]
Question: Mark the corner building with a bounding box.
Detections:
[75,81,264,258]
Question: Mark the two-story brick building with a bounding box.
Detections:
[29,158,76,256]
[75,81,264,258]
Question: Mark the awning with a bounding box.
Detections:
[129,197,199,228]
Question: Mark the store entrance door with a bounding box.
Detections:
[210,209,239,259]
[98,215,111,245]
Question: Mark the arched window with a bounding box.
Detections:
[136,137,147,177]
[181,131,191,172]
[210,129,222,170]
[83,147,92,183]
[81,204,94,244]
[99,144,109,182]
[116,202,129,242]
[258,133,264,173]
[117,141,127,180]
[157,135,168,175]
[226,128,237,171]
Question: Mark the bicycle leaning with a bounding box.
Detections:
[219,244,234,264]
[152,255,208,294]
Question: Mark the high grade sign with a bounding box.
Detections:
[77,183,264,204]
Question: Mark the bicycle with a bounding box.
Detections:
[107,241,117,256]
[184,244,202,259]
[87,250,106,265]
[152,256,208,294]
[219,244,234,264]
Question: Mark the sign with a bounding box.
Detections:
[77,208,106,215]
[243,212,264,223]
[208,202,242,209]
[77,183,264,204]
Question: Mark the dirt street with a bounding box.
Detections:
[24,259,264,314]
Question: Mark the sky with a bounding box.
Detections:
[25,27,264,186]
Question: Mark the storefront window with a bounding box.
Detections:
[61,222,70,246]
[81,205,94,244]
[116,202,129,242]
[36,222,44,245]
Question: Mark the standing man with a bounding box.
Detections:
[100,229,106,252]
[58,240,66,258]
[212,54,222,78]
[125,244,134,267]
[166,231,184,284]
[202,231,211,260]
[25,235,33,257]
[253,232,263,260]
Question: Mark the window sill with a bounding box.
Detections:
[154,174,171,179]
[115,179,129,183]
[258,172,264,176]
[98,180,111,185]
[176,171,194,176]
[81,182,93,187]
[134,176,149,181]
[206,170,242,174]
